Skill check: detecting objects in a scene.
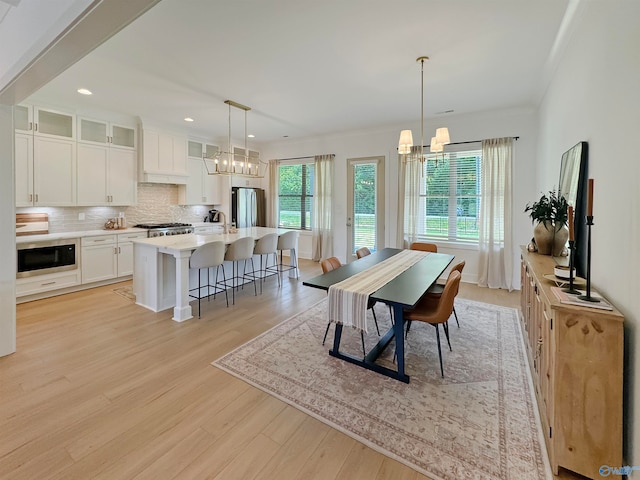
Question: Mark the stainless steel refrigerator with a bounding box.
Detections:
[231,187,266,228]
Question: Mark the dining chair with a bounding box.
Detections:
[409,242,438,253]
[188,241,228,316]
[403,270,461,377]
[320,256,380,356]
[250,233,280,293]
[426,260,465,327]
[224,236,257,305]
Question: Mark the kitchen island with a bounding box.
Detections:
[133,227,295,321]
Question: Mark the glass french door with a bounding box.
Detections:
[347,156,385,259]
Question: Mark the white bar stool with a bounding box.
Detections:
[268,230,299,281]
[250,233,280,293]
[224,236,257,305]
[189,241,228,317]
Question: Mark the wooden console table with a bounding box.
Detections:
[520,248,623,478]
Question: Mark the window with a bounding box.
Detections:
[417,149,482,242]
[277,162,314,230]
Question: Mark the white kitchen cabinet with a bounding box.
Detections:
[15,105,77,207]
[78,117,136,150]
[178,156,222,205]
[15,104,75,138]
[77,116,137,206]
[81,235,118,283]
[15,133,34,207]
[33,106,75,139]
[14,104,33,135]
[32,136,77,206]
[77,143,136,206]
[116,232,147,276]
[139,128,188,183]
[81,232,147,283]
[16,269,81,297]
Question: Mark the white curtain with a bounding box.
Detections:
[312,154,334,261]
[267,160,280,227]
[396,147,422,248]
[478,137,514,290]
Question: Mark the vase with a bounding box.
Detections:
[552,225,569,256]
[533,221,568,256]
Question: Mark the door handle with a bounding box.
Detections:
[346,223,352,227]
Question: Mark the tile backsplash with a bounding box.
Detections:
[16,183,215,233]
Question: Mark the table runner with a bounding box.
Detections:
[327,249,428,333]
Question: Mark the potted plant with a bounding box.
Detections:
[524,190,569,256]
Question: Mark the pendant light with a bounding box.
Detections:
[398,56,428,163]
[398,56,451,166]
[204,99,264,178]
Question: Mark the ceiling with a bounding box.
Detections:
[27,0,571,145]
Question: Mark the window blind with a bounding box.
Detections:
[419,149,482,242]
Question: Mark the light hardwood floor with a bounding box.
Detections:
[2,258,585,480]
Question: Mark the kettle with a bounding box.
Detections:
[206,209,220,223]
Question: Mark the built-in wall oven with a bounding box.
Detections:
[17,238,79,278]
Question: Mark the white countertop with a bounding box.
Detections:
[133,227,290,252]
[191,222,223,228]
[16,227,147,244]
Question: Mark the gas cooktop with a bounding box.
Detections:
[134,223,192,229]
[134,223,194,237]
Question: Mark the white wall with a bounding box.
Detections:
[0,106,16,357]
[261,107,538,288]
[536,0,640,464]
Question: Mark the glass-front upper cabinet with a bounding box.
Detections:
[188,140,218,159]
[34,106,75,139]
[78,117,135,149]
[15,105,75,139]
[111,124,135,149]
[188,140,204,158]
[14,105,33,133]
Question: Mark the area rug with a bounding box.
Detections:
[112,285,135,301]
[212,298,550,480]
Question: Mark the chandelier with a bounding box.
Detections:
[204,99,265,178]
[398,56,450,165]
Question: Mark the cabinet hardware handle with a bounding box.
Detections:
[35,194,38,202]
[41,281,56,286]
[29,194,32,202]
[28,122,33,131]
[34,123,38,131]
[95,239,106,242]
[118,247,121,254]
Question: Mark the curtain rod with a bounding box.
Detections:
[419,136,520,148]
[272,154,334,162]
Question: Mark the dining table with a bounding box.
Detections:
[303,247,454,383]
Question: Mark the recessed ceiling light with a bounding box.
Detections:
[247,134,255,138]
[77,88,92,95]
[184,117,194,122]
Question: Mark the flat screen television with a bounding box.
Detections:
[558,141,588,277]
